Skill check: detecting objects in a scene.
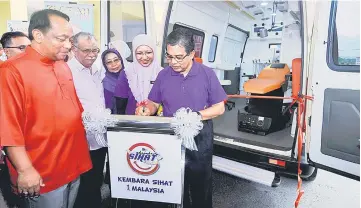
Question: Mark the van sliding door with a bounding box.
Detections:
[222,25,249,94]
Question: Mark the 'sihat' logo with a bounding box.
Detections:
[126,143,162,175]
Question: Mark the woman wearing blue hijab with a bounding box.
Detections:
[101,48,125,113]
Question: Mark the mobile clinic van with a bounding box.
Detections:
[104,0,360,192]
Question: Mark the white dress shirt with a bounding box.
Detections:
[68,57,107,151]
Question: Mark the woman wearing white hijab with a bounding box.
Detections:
[113,34,163,115]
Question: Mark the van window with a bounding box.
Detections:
[173,24,205,58]
[208,35,218,62]
[108,1,146,62]
[327,1,360,71]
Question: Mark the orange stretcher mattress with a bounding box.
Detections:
[244,63,290,94]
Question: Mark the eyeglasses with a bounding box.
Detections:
[5,45,27,51]
[165,52,189,63]
[105,58,120,65]
[73,45,100,55]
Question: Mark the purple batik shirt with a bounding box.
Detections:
[148,61,227,117]
[113,70,137,115]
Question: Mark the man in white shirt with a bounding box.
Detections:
[67,32,106,208]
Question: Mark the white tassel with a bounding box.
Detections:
[171,108,203,151]
[82,107,118,147]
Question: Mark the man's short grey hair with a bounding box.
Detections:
[72,32,96,47]
[166,27,194,54]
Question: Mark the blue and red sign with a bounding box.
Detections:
[126,143,163,176]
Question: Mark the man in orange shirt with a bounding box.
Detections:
[0,9,92,208]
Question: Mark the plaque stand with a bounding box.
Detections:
[107,115,185,208]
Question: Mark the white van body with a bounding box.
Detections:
[102,0,360,185]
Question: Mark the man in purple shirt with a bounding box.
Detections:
[136,28,227,208]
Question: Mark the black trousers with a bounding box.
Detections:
[183,120,213,208]
[0,159,21,207]
[74,147,107,208]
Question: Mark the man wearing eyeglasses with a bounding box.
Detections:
[136,28,227,208]
[0,31,30,60]
[67,32,107,208]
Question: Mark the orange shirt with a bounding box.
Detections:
[0,60,3,164]
[0,46,92,194]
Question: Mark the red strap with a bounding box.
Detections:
[294,97,305,208]
[136,100,148,108]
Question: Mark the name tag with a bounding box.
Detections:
[150,81,155,84]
